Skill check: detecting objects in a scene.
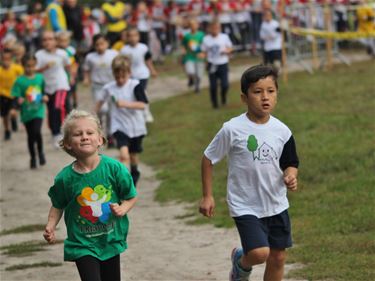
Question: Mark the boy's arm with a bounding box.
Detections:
[110,197,138,217]
[43,206,63,244]
[146,57,158,77]
[115,100,146,110]
[199,155,215,217]
[284,167,298,191]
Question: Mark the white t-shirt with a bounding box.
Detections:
[120,43,150,80]
[201,33,232,65]
[35,48,70,94]
[100,79,147,138]
[260,19,282,52]
[204,114,293,218]
[83,49,118,85]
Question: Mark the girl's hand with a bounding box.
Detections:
[43,225,56,244]
[18,97,24,105]
[110,203,127,217]
[42,95,49,103]
[199,196,215,217]
[284,174,298,191]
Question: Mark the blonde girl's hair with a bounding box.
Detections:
[112,54,132,74]
[60,110,107,156]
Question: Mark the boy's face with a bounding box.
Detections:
[114,70,130,86]
[42,32,57,51]
[241,76,278,123]
[95,38,108,54]
[57,36,70,48]
[210,23,221,36]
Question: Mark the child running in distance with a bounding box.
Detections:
[96,55,148,187]
[120,27,157,123]
[43,109,137,281]
[83,34,118,147]
[11,54,47,169]
[199,65,299,281]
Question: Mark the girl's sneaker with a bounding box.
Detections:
[30,158,37,169]
[39,153,46,166]
[229,248,252,281]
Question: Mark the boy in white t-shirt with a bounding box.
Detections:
[199,65,299,281]
[201,20,233,109]
[96,55,148,187]
[36,30,71,148]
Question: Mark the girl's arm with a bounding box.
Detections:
[146,58,158,77]
[43,206,63,244]
[199,155,215,217]
[110,197,138,217]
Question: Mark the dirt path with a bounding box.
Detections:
[0,53,368,281]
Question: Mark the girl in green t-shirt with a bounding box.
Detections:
[11,54,48,169]
[43,110,137,281]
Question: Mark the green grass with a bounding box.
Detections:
[0,240,63,257]
[5,262,62,271]
[143,60,375,280]
[0,224,46,236]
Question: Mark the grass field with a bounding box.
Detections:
[142,60,375,281]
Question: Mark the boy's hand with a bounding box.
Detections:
[17,97,24,105]
[199,196,215,217]
[284,174,298,191]
[110,203,127,217]
[42,95,49,103]
[43,225,56,244]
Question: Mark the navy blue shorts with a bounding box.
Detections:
[233,210,292,254]
[113,131,144,153]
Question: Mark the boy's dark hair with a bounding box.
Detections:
[21,53,36,66]
[93,33,107,45]
[241,65,279,95]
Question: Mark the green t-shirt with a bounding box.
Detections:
[48,154,137,261]
[11,74,45,123]
[182,31,205,62]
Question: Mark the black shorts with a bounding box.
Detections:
[113,131,144,153]
[0,96,15,117]
[233,210,292,254]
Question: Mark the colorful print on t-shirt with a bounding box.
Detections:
[26,85,43,103]
[77,184,113,224]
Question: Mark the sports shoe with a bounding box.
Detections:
[52,134,63,149]
[11,117,18,132]
[30,158,37,169]
[229,248,252,281]
[4,130,11,141]
[39,153,46,166]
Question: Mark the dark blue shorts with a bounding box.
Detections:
[113,131,144,153]
[233,210,292,254]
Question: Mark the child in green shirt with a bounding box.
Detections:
[43,110,137,281]
[12,54,47,169]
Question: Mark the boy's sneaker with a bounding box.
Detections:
[39,153,46,166]
[4,130,11,141]
[229,248,252,281]
[52,134,62,149]
[30,158,37,169]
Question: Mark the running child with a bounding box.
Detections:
[35,30,71,148]
[260,9,282,67]
[0,49,24,140]
[199,65,299,281]
[83,34,118,146]
[120,27,157,123]
[43,109,137,281]
[96,55,148,187]
[11,54,47,169]
[201,20,233,108]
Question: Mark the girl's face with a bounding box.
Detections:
[42,32,57,51]
[24,59,37,76]
[95,37,108,54]
[1,53,13,68]
[241,76,278,124]
[65,118,103,158]
[114,70,130,86]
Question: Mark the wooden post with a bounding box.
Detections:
[309,0,319,69]
[324,0,333,70]
[280,0,288,83]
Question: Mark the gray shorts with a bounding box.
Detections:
[184,60,204,77]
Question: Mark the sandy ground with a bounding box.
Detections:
[0,52,368,281]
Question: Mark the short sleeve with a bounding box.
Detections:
[115,164,137,201]
[134,84,148,103]
[204,124,231,165]
[98,85,110,102]
[48,177,68,209]
[225,34,233,48]
[82,55,91,71]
